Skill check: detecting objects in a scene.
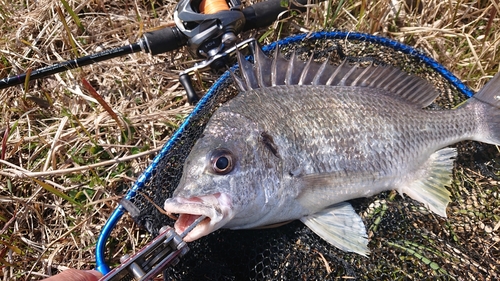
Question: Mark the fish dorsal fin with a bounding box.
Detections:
[234,43,441,108]
[300,202,369,256]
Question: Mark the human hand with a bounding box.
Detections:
[41,269,102,281]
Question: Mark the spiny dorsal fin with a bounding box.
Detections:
[234,43,441,108]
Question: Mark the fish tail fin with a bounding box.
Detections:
[464,72,500,145]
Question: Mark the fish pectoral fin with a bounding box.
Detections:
[401,147,457,218]
[300,202,369,256]
[295,171,381,210]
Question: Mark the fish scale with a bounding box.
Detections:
[223,86,458,174]
[163,43,500,256]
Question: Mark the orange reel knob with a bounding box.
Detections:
[199,0,230,14]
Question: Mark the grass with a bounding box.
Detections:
[0,0,498,280]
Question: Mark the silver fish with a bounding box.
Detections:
[164,43,500,255]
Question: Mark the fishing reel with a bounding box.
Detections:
[174,0,245,60]
[172,0,246,104]
[174,0,245,104]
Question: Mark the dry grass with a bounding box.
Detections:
[0,0,498,280]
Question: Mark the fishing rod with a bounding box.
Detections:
[0,0,312,104]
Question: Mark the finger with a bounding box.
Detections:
[43,269,103,281]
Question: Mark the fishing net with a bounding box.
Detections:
[121,32,499,280]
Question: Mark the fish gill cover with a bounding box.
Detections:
[125,33,499,280]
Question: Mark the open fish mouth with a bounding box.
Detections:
[163,193,233,242]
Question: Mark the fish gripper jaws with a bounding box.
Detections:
[98,226,188,281]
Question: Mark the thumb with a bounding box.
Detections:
[42,269,103,281]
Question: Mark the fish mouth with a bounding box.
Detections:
[163,193,233,242]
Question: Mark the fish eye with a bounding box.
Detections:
[210,149,234,175]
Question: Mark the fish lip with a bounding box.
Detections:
[163,193,232,242]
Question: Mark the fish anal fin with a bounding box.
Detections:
[401,147,457,218]
[300,202,369,256]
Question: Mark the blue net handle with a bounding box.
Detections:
[95,31,474,274]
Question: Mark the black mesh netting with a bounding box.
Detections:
[125,34,499,280]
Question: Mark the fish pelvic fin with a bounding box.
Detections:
[401,147,457,218]
[235,41,440,108]
[463,72,500,145]
[300,202,369,256]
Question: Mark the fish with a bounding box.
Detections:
[163,42,500,256]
